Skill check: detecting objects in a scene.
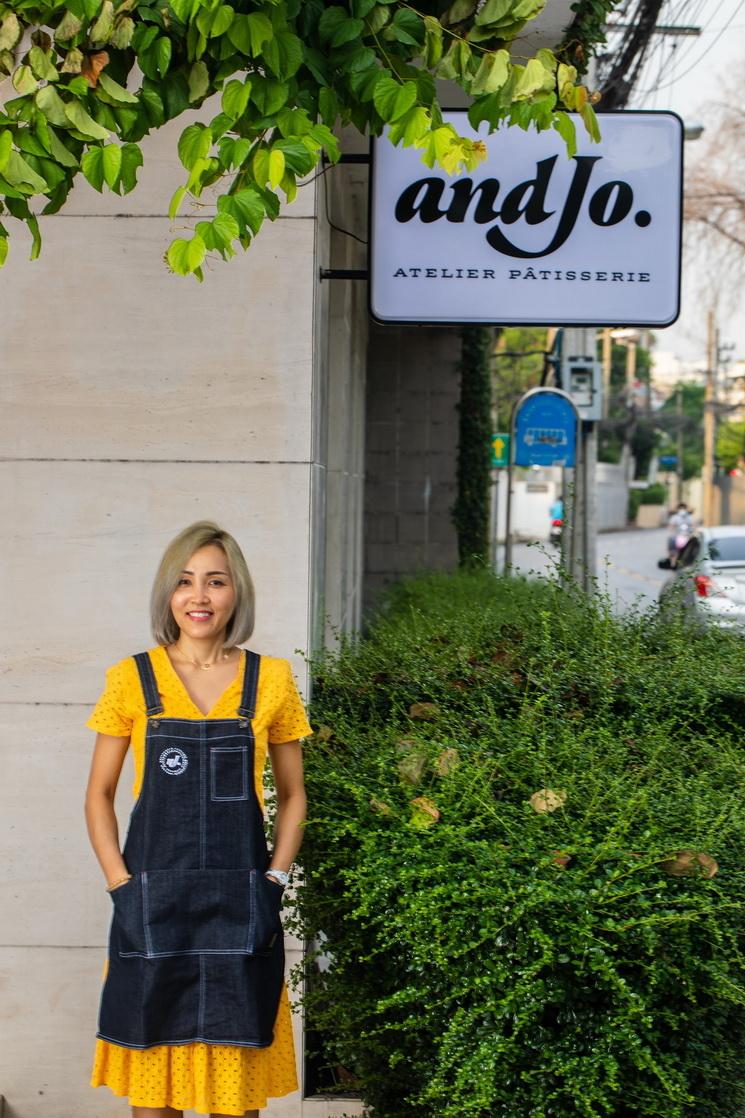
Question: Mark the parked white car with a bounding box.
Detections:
[659,525,745,631]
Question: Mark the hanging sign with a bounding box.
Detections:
[513,389,578,468]
[370,111,682,327]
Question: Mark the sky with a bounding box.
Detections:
[613,0,745,368]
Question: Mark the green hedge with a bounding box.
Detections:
[638,483,668,505]
[627,483,668,524]
[291,570,745,1118]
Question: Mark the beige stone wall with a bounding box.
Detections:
[0,116,361,1117]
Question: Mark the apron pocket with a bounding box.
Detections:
[142,868,274,956]
[251,872,285,955]
[111,873,147,956]
[210,746,248,801]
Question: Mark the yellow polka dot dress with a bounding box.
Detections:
[87,647,312,1116]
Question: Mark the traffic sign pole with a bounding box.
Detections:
[505,388,579,575]
[490,433,510,573]
[560,328,599,589]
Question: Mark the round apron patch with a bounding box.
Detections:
[159,746,188,776]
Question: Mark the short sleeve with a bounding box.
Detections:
[86,660,134,738]
[268,660,312,745]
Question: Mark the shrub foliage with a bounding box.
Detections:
[291,569,745,1117]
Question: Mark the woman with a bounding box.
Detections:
[84,521,310,1118]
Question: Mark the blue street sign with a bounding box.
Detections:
[659,454,678,468]
[514,390,577,468]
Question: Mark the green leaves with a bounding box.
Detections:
[64,99,110,140]
[188,60,210,102]
[167,234,206,277]
[384,7,423,46]
[471,50,509,95]
[12,65,38,95]
[195,211,239,256]
[169,0,195,24]
[227,12,272,56]
[387,105,431,147]
[0,130,12,173]
[221,79,252,120]
[553,111,577,157]
[196,4,234,38]
[0,0,603,274]
[253,145,285,187]
[298,564,745,1118]
[4,149,49,193]
[373,75,418,122]
[177,122,211,170]
[318,7,364,47]
[139,35,172,80]
[81,141,142,192]
[263,29,303,80]
[29,46,59,82]
[513,56,554,100]
[0,10,21,50]
[89,0,114,43]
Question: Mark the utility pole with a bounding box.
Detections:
[702,309,717,525]
[560,327,598,590]
[602,328,612,419]
[625,336,637,402]
[675,386,684,504]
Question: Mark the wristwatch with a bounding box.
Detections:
[265,869,289,888]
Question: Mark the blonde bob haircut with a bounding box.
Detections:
[151,521,255,648]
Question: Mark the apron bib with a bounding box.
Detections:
[96,649,285,1049]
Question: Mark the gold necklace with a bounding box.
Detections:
[171,644,236,671]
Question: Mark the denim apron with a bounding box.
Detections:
[96,649,285,1049]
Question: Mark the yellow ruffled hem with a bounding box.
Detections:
[90,985,298,1115]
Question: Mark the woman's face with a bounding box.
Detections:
[170,543,237,643]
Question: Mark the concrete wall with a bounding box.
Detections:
[0,112,361,1117]
[364,324,461,608]
[714,475,745,525]
[597,461,630,531]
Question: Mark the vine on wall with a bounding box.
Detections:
[452,325,494,567]
[557,0,618,76]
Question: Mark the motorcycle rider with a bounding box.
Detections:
[667,502,693,566]
[549,495,564,546]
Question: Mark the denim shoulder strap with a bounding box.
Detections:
[238,651,260,719]
[133,652,164,717]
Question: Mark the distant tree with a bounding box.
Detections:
[656,383,705,482]
[491,327,548,429]
[685,94,745,278]
[716,419,745,474]
[597,338,653,476]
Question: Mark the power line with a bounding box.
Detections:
[632,0,744,94]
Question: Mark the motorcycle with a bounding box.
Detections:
[658,531,692,570]
[549,518,563,547]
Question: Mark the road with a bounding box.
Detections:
[503,528,669,614]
